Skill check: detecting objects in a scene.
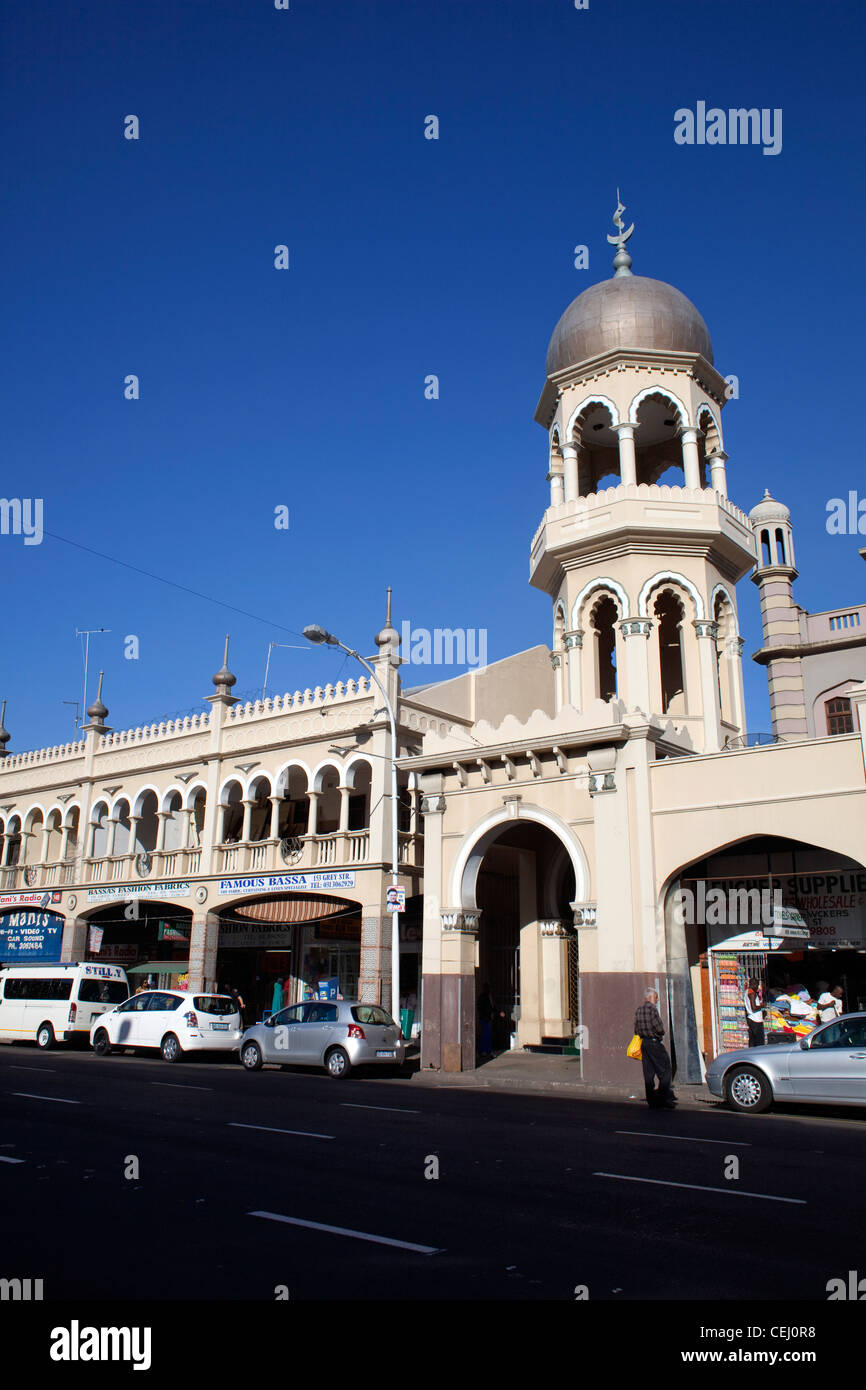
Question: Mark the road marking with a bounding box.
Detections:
[0,1155,25,1164]
[594,1173,805,1204]
[341,1103,421,1114]
[249,1210,442,1254]
[8,1065,56,1073]
[229,1122,334,1140]
[151,1082,213,1091]
[10,1092,80,1105]
[615,1130,751,1147]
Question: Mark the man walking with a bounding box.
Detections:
[634,988,676,1109]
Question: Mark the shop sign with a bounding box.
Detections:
[0,890,62,910]
[219,872,356,896]
[94,944,140,963]
[86,881,191,904]
[0,910,64,962]
[219,923,294,949]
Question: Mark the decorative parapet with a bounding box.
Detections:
[227,677,372,722]
[530,482,754,555]
[0,740,87,772]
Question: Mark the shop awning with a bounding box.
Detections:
[230,896,353,924]
[127,961,190,974]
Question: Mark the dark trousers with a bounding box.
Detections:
[747,1019,765,1047]
[641,1038,674,1107]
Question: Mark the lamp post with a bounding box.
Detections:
[303,624,401,1022]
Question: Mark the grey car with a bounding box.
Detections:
[706,1011,866,1113]
[239,999,408,1079]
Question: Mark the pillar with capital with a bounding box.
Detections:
[695,618,722,751]
[680,426,702,490]
[616,423,638,486]
[620,618,653,712]
[561,442,579,502]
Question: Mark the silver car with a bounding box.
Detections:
[706,1011,866,1113]
[239,999,408,1079]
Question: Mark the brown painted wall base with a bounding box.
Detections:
[581,972,670,1083]
[421,970,476,1071]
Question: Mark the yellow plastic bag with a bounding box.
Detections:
[626,1034,643,1061]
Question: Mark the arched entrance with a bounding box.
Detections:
[454,807,588,1055]
[663,835,866,1082]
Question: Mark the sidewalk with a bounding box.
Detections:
[404,1048,716,1106]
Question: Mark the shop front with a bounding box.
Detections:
[215,894,362,1024]
[704,867,866,1059]
[82,900,192,992]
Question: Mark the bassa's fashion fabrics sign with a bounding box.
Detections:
[85,880,191,904]
[219,872,356,895]
[0,910,64,961]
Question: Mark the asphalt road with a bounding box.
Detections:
[2,1043,864,1302]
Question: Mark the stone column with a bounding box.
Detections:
[188,912,220,993]
[707,450,728,497]
[680,427,702,490]
[547,466,565,507]
[565,631,582,710]
[62,915,89,962]
[129,815,142,854]
[240,798,254,844]
[359,906,391,1006]
[616,423,637,486]
[105,816,118,860]
[537,920,571,1037]
[307,790,320,837]
[40,824,51,865]
[59,825,71,866]
[695,619,722,752]
[419,780,447,1071]
[269,795,282,840]
[155,811,169,852]
[561,443,579,502]
[439,910,481,1070]
[338,784,351,832]
[620,618,653,713]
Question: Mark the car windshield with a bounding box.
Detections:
[194,995,237,1016]
[352,1005,395,1026]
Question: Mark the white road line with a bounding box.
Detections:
[615,1130,752,1147]
[249,1210,442,1254]
[151,1083,213,1091]
[594,1172,805,1204]
[10,1092,80,1105]
[229,1122,334,1140]
[341,1103,421,1114]
[0,1156,25,1164]
[8,1065,56,1072]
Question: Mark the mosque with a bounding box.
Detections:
[1,205,864,1082]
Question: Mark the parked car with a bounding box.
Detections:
[0,962,129,1049]
[240,1000,407,1079]
[706,1011,866,1113]
[90,990,243,1062]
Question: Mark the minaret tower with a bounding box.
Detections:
[531,198,755,752]
[749,491,808,739]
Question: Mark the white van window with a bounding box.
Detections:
[78,979,128,1005]
[194,996,236,1016]
[3,977,73,1001]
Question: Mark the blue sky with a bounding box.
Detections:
[3,0,864,750]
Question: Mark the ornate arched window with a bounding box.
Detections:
[654,589,685,714]
[591,595,618,701]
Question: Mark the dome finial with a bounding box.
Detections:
[606,188,634,276]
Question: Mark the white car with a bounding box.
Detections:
[90,990,242,1063]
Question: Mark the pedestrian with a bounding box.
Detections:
[744,975,765,1047]
[477,982,496,1058]
[229,985,245,1027]
[634,988,676,1109]
[272,977,284,1014]
[817,985,844,1023]
[134,980,148,995]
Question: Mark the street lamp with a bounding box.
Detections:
[303,624,401,1023]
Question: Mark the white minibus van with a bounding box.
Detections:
[0,962,130,1048]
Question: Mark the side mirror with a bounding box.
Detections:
[263,1015,275,1027]
[799,1036,811,1050]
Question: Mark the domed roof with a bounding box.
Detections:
[749,489,790,524]
[546,274,714,376]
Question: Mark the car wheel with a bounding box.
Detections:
[161,1033,183,1063]
[241,1041,263,1071]
[36,1023,55,1050]
[725,1065,772,1114]
[93,1029,112,1056]
[325,1046,352,1079]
